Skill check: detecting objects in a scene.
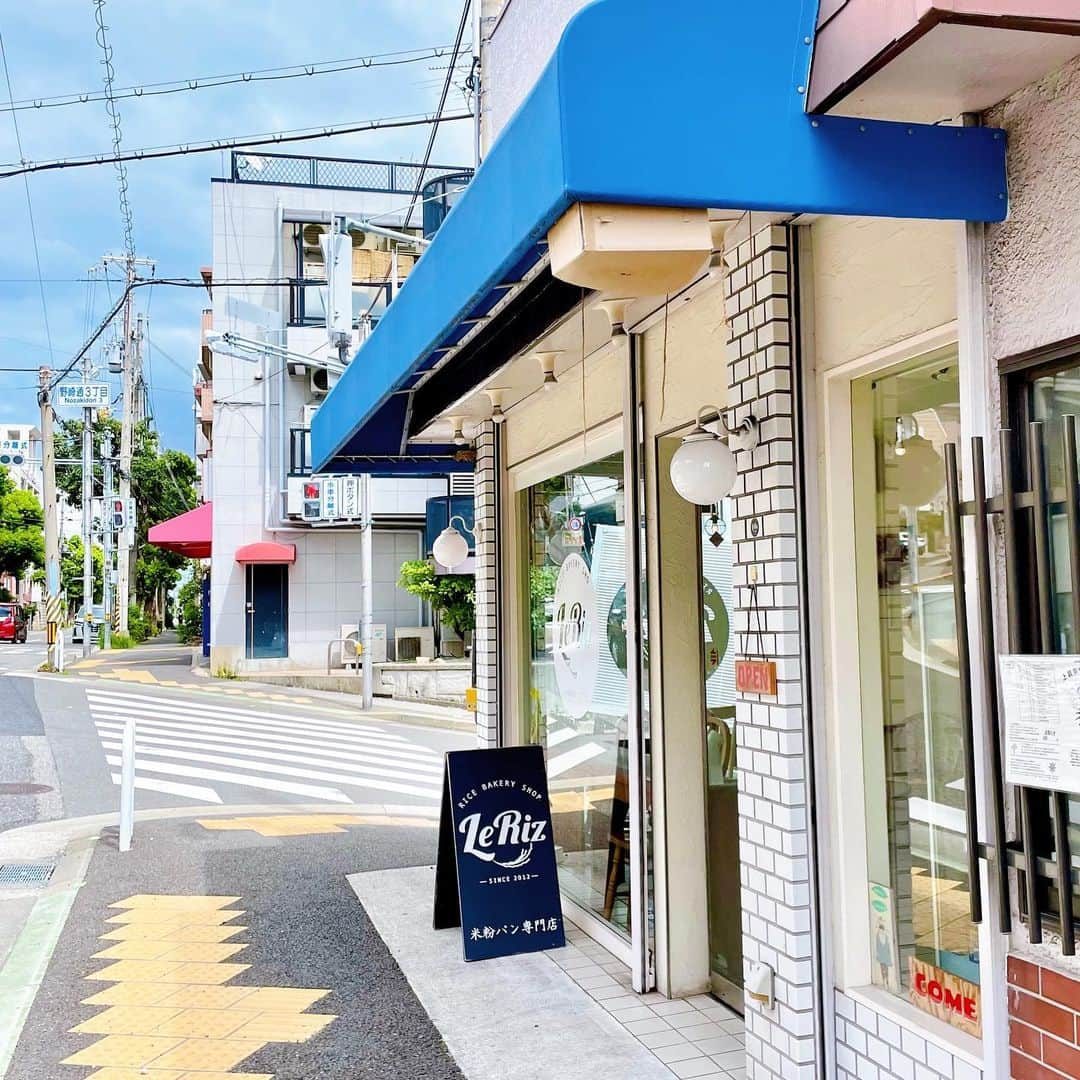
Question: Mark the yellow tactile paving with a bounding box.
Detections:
[149,1007,260,1040]
[82,983,186,1007]
[229,1012,336,1043]
[71,1006,184,1035]
[237,987,331,1012]
[61,1034,183,1067]
[68,894,336,1078]
[106,908,244,926]
[93,940,188,961]
[110,895,242,911]
[86,960,186,984]
[85,1069,185,1080]
[144,1037,267,1072]
[153,985,258,1010]
[196,813,436,837]
[100,922,247,943]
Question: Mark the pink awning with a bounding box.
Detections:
[235,541,296,565]
[147,502,212,559]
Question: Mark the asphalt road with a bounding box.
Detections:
[8,818,464,1080]
[0,635,477,1079]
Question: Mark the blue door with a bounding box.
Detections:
[246,564,288,659]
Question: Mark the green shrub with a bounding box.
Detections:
[175,577,203,644]
[108,633,134,650]
[127,605,151,643]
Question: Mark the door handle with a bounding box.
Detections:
[245,602,254,614]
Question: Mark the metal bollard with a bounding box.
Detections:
[119,718,135,852]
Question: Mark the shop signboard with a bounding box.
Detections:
[735,658,777,696]
[433,746,565,962]
[999,655,1080,792]
[908,957,981,1038]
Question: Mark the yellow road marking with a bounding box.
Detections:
[197,813,437,837]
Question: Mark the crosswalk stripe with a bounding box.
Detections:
[109,773,223,804]
[547,741,606,778]
[85,695,424,753]
[90,716,444,774]
[103,754,352,803]
[88,709,441,768]
[85,689,411,742]
[103,745,436,802]
[95,725,443,785]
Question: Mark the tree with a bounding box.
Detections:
[397,560,475,644]
[54,417,197,624]
[60,535,103,611]
[0,466,44,581]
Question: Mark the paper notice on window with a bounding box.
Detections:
[1000,655,1080,791]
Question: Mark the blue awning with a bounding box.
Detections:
[312,0,1008,475]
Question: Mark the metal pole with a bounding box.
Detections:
[119,716,135,851]
[81,356,94,659]
[116,259,134,637]
[38,368,62,670]
[102,436,113,650]
[361,473,374,710]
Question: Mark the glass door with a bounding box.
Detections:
[246,563,289,659]
[700,503,743,1011]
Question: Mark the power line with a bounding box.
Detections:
[0,110,473,179]
[0,30,55,364]
[92,0,135,259]
[0,43,467,113]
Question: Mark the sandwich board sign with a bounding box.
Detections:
[434,746,565,962]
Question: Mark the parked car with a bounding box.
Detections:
[0,602,28,643]
[71,604,105,644]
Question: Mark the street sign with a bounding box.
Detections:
[56,383,110,409]
[434,746,565,962]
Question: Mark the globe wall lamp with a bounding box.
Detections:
[432,514,479,571]
[669,405,759,505]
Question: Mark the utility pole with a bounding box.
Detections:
[104,253,153,637]
[361,472,373,710]
[81,349,94,659]
[37,368,63,670]
[102,435,113,650]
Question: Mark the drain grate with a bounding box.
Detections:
[0,861,56,886]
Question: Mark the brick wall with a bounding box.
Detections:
[1008,955,1080,1079]
[725,221,818,1078]
[473,421,499,749]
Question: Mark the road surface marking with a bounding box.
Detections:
[197,813,439,837]
[108,773,222,805]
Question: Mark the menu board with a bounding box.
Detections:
[1000,655,1080,792]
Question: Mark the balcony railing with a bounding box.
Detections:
[289,428,312,477]
[231,151,473,196]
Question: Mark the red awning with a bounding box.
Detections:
[235,541,296,565]
[147,502,212,559]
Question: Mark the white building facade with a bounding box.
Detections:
[205,153,472,674]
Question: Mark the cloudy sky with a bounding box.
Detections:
[0,1,475,452]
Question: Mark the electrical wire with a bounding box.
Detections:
[0,43,467,113]
[0,111,474,179]
[0,30,55,364]
[93,0,136,259]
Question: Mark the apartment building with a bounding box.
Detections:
[157,152,475,674]
[312,2,1080,1079]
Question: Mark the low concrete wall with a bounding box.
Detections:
[375,660,471,706]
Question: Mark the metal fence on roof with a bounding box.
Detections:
[231,151,473,196]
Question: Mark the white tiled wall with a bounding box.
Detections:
[835,992,982,1080]
[725,223,819,1079]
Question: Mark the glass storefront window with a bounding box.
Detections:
[525,454,635,934]
[1023,360,1080,906]
[853,353,981,1002]
[700,503,742,1003]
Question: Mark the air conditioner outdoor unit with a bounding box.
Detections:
[285,477,305,517]
[302,404,319,429]
[309,368,339,397]
[395,626,434,662]
[338,622,387,665]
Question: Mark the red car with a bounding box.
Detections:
[0,603,28,643]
